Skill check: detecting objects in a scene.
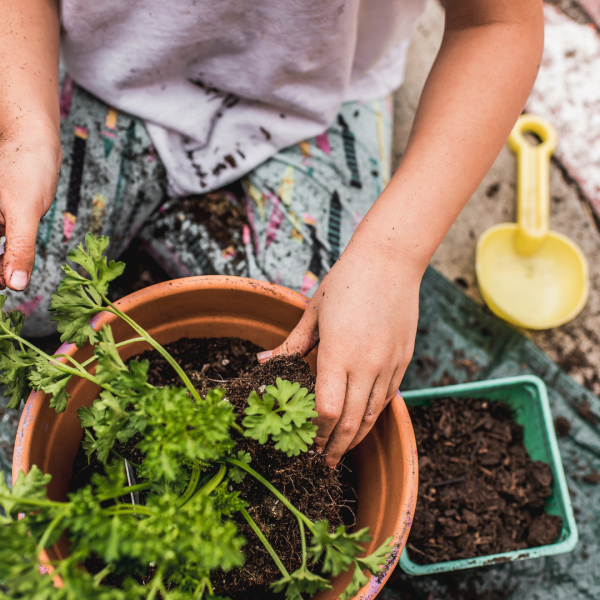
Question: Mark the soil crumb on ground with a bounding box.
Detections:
[554,416,572,437]
[69,337,356,600]
[407,398,562,565]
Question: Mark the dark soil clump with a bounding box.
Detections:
[554,415,572,437]
[583,470,600,485]
[407,398,562,565]
[69,337,356,599]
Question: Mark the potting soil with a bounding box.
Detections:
[407,397,562,564]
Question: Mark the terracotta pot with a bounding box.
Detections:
[13,276,418,600]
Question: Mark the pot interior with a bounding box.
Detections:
[16,278,416,599]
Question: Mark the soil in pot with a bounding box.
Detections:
[406,397,562,565]
[69,337,357,599]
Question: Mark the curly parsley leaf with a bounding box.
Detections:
[308,520,359,576]
[50,286,103,347]
[0,300,36,409]
[136,386,235,483]
[355,535,394,574]
[242,390,283,443]
[271,566,332,600]
[340,563,370,600]
[0,517,137,600]
[78,390,134,463]
[66,487,245,580]
[50,234,124,347]
[242,378,318,456]
[64,233,125,296]
[0,343,36,410]
[28,356,72,413]
[94,325,127,384]
[309,520,393,599]
[229,450,252,483]
[211,482,247,515]
[0,466,52,517]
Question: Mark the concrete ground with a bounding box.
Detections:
[393,0,600,395]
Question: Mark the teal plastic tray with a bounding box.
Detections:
[399,375,578,575]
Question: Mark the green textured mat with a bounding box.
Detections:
[1,267,598,599]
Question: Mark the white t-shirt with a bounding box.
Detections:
[61,0,427,196]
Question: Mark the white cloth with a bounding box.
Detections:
[61,0,426,196]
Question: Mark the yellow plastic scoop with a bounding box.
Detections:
[476,114,589,329]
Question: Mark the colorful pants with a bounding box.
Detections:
[3,67,393,336]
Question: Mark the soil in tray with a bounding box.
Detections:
[69,337,357,599]
[406,398,562,565]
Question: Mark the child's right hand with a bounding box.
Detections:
[0,126,62,291]
[0,0,62,291]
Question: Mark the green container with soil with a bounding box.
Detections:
[399,375,577,575]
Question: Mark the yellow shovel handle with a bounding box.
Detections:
[508,114,558,255]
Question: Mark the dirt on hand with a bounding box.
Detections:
[407,398,562,565]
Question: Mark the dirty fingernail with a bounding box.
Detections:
[9,270,29,291]
[316,447,323,454]
[257,350,273,363]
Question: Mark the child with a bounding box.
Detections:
[0,0,543,466]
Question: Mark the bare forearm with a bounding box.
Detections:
[0,0,61,138]
[354,0,544,274]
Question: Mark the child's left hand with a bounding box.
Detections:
[258,231,423,467]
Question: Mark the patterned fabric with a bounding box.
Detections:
[1,69,392,337]
[140,101,393,296]
[61,0,421,195]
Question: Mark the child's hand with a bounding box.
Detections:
[0,0,62,290]
[259,233,422,467]
[0,127,62,290]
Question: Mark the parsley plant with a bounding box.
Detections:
[0,234,393,599]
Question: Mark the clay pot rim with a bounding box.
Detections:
[13,275,417,599]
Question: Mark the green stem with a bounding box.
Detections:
[109,448,140,467]
[193,578,208,598]
[0,495,66,510]
[104,505,152,517]
[298,517,307,570]
[157,578,169,598]
[51,353,87,374]
[79,337,147,369]
[231,422,244,435]
[36,508,70,555]
[99,482,152,502]
[223,459,316,535]
[197,464,226,497]
[145,568,164,600]
[177,464,201,507]
[102,299,201,403]
[240,507,289,577]
[93,564,113,587]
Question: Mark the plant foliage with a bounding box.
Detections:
[0,234,393,599]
